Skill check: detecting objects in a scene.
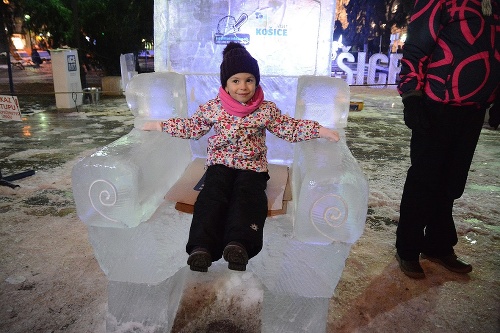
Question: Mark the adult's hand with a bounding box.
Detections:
[488,102,500,130]
[402,95,430,130]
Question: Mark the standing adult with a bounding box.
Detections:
[396,0,500,279]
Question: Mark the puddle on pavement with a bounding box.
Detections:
[17,94,57,113]
[1,98,134,175]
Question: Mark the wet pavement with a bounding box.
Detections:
[1,64,498,207]
[0,64,134,178]
[1,63,499,333]
[2,65,499,229]
[0,96,134,177]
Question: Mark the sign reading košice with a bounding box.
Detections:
[0,95,22,121]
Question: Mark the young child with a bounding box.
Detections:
[143,42,339,272]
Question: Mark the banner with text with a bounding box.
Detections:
[0,95,22,122]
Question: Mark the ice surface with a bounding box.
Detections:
[70,0,367,331]
[154,0,335,76]
[95,205,351,332]
[293,138,369,244]
[126,71,187,126]
[72,130,191,228]
[292,76,367,244]
[119,53,138,92]
[87,202,191,283]
[251,213,352,296]
[261,294,331,333]
[106,265,263,332]
[72,72,368,331]
[296,75,350,129]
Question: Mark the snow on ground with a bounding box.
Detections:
[0,67,499,332]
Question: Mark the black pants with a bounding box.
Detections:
[396,103,486,260]
[186,164,270,261]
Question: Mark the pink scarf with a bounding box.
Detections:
[218,86,264,117]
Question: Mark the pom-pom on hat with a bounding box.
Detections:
[220,42,260,87]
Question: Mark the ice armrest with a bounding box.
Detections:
[292,136,369,244]
[125,71,187,119]
[72,129,191,228]
[295,76,350,129]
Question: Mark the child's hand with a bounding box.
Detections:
[140,121,163,131]
[319,126,340,142]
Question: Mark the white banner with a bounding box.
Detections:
[0,95,22,122]
[335,52,403,86]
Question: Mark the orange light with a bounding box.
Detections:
[22,125,32,137]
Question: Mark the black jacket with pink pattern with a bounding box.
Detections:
[398,0,500,107]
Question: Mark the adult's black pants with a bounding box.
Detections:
[396,103,486,260]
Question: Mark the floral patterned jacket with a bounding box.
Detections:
[162,96,320,172]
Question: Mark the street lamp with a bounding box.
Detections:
[24,14,31,49]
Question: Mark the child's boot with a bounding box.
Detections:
[187,248,212,272]
[223,242,248,271]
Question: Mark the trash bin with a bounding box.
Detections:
[83,87,101,105]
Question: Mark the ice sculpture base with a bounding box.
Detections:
[73,72,368,333]
[100,207,351,333]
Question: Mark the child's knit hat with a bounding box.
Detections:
[220,42,260,87]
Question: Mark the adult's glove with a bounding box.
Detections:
[402,95,430,130]
[488,101,500,130]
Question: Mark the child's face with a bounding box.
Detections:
[225,73,257,104]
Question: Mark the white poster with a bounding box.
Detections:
[156,0,335,76]
[0,95,22,122]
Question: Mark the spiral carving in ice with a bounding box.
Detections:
[310,194,348,240]
[89,179,119,223]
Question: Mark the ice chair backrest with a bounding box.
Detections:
[125,72,350,164]
[126,71,188,119]
[125,72,299,163]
